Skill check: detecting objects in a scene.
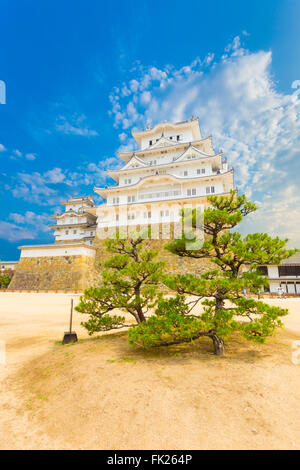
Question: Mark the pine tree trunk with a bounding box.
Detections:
[211,333,225,356]
[210,296,225,355]
[136,305,146,323]
[134,285,146,323]
[216,298,224,310]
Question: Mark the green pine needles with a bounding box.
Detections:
[0,274,11,289]
[75,235,166,332]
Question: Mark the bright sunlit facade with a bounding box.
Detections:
[93,118,234,237]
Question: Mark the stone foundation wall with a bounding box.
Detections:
[9,255,100,291]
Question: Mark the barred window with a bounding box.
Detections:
[279,266,300,276]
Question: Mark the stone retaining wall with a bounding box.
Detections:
[9,255,100,291]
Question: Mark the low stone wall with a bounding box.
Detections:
[9,255,100,291]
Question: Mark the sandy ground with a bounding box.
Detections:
[0,292,299,450]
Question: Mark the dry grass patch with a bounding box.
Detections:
[11,327,300,450]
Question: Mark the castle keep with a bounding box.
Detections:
[9,118,234,291]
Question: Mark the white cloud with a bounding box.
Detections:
[11,171,58,205]
[0,211,52,242]
[108,36,300,246]
[0,221,35,242]
[25,153,36,161]
[9,211,50,232]
[118,132,127,142]
[239,185,300,248]
[129,79,139,93]
[1,145,37,161]
[6,155,121,206]
[44,167,66,184]
[140,91,151,105]
[55,114,99,136]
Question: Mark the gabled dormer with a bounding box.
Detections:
[148,135,177,149]
[121,154,148,170]
[174,144,219,163]
[107,154,148,182]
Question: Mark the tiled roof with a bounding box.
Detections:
[281,252,300,265]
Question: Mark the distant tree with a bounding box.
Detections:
[75,235,165,334]
[0,274,12,289]
[129,191,297,355]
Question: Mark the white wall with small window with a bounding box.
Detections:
[119,175,140,186]
[160,209,170,218]
[205,186,215,194]
[181,181,224,197]
[187,188,197,196]
[141,129,193,149]
[54,227,87,242]
[109,196,120,205]
[127,195,136,203]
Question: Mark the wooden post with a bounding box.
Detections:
[69,298,73,333]
[62,297,78,344]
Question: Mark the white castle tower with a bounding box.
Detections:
[92,118,234,236]
[49,196,97,245]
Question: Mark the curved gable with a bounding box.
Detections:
[175,145,215,162]
[148,135,177,149]
[122,154,147,170]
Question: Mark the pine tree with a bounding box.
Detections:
[129,191,297,355]
[75,235,165,334]
[0,274,11,289]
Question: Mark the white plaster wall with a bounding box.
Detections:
[181,181,224,197]
[57,216,88,225]
[174,164,213,178]
[20,245,96,258]
[55,227,96,242]
[119,175,140,186]
[268,266,279,278]
[54,229,86,241]
[0,263,17,270]
[269,281,280,292]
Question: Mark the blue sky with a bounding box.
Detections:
[0,0,300,260]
